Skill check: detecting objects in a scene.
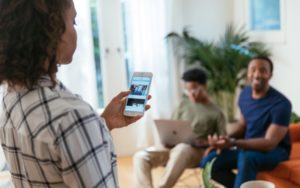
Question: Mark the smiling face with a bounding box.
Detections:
[56,0,77,64]
[247,58,272,93]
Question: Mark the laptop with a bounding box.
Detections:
[154,119,197,146]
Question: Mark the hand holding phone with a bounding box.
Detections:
[102,91,149,130]
[123,72,153,116]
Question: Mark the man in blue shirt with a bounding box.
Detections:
[200,56,292,188]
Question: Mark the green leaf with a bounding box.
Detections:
[291,112,300,123]
[202,158,216,188]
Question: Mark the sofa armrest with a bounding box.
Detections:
[289,123,300,142]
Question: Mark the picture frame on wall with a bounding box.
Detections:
[245,0,286,43]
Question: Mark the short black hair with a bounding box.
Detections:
[250,56,274,73]
[182,68,207,84]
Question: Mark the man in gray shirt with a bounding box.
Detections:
[133,68,226,188]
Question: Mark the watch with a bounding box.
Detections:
[229,137,237,146]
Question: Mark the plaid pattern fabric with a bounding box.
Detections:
[0,77,119,188]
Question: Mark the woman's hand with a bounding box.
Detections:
[101,91,151,130]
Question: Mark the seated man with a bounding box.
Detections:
[201,56,292,188]
[133,68,226,188]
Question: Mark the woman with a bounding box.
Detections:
[0,0,148,187]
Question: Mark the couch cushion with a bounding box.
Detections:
[258,159,300,179]
[290,166,300,185]
[290,142,300,159]
[255,123,300,187]
[290,123,300,142]
[257,173,299,188]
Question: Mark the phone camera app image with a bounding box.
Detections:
[124,73,152,115]
[130,84,148,96]
[127,98,146,108]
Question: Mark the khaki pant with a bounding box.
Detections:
[133,143,204,188]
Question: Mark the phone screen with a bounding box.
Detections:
[124,75,151,114]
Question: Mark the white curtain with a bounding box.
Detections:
[57,0,98,109]
[126,0,179,148]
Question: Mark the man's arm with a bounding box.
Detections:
[234,124,288,151]
[228,114,246,139]
[207,114,246,149]
[216,112,227,136]
[232,99,291,151]
[209,123,288,152]
[209,113,289,151]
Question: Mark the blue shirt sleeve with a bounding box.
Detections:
[271,100,292,127]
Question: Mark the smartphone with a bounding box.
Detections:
[123,72,153,116]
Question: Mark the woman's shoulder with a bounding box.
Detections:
[4,85,97,129]
[46,86,95,116]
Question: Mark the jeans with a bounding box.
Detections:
[200,147,289,188]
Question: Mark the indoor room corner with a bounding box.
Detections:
[41,0,300,187]
[1,0,300,187]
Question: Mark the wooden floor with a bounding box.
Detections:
[117,156,202,188]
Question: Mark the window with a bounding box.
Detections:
[58,0,102,109]
[121,0,133,85]
[90,0,104,108]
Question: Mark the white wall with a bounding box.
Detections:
[271,0,300,114]
[233,0,300,114]
[181,0,234,41]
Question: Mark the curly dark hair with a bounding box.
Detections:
[182,68,207,85]
[0,0,72,89]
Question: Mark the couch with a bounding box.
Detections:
[257,123,300,188]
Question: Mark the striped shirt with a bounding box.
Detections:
[0,77,119,188]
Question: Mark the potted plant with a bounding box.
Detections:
[166,24,271,122]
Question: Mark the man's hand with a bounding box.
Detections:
[208,134,232,150]
[191,138,209,148]
[101,91,151,130]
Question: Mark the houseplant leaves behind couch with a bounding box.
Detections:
[291,112,300,123]
[166,24,271,122]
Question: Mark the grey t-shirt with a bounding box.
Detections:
[172,96,226,140]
